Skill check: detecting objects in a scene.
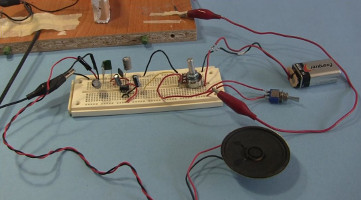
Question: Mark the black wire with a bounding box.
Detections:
[244,42,263,53]
[2,96,151,200]
[84,53,100,78]
[0,2,33,22]
[0,30,41,106]
[201,48,236,72]
[25,0,79,13]
[201,50,214,72]
[122,86,137,98]
[66,59,79,72]
[201,42,264,72]
[0,97,27,109]
[66,53,99,79]
[143,50,178,76]
[185,155,224,200]
[74,73,90,80]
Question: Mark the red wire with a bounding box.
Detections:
[203,38,290,87]
[46,57,77,93]
[126,83,138,103]
[218,16,358,133]
[186,144,222,200]
[2,57,153,200]
[208,80,265,92]
[90,70,98,79]
[215,84,265,101]
[156,73,183,99]
[157,73,266,100]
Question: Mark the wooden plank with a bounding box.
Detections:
[0,0,196,54]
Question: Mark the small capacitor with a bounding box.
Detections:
[114,74,122,86]
[132,75,141,87]
[92,79,101,89]
[123,57,132,71]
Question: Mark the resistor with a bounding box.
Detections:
[123,57,132,71]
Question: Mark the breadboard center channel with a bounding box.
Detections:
[68,67,223,117]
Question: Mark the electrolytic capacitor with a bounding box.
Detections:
[114,74,122,86]
[123,56,132,71]
[132,75,141,87]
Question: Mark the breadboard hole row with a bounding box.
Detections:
[68,67,223,117]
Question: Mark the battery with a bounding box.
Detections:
[287,59,341,88]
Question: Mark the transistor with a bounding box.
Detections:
[101,60,112,83]
[118,68,124,78]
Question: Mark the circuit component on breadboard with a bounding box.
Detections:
[68,66,223,117]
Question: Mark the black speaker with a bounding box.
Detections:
[221,126,290,178]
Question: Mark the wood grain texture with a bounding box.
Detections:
[0,0,196,54]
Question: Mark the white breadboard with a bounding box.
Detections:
[68,66,223,117]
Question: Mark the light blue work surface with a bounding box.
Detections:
[1,0,361,199]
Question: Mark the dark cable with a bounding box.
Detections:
[244,42,262,53]
[185,155,224,200]
[25,0,79,13]
[201,50,214,72]
[66,59,78,72]
[0,2,33,22]
[66,53,99,79]
[122,86,137,98]
[74,73,90,80]
[219,47,238,55]
[0,30,41,106]
[201,42,264,72]
[2,76,153,199]
[143,50,178,76]
[86,53,100,79]
[0,0,79,22]
[0,97,27,109]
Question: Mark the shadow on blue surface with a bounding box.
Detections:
[236,154,302,196]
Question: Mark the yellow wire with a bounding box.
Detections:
[142,71,175,90]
